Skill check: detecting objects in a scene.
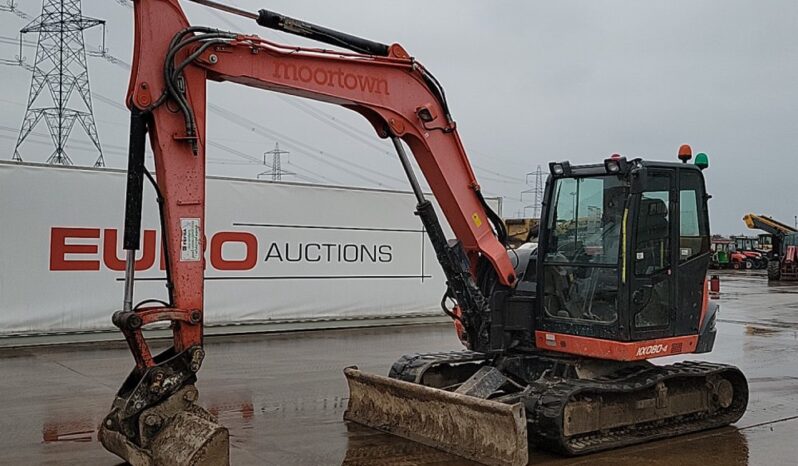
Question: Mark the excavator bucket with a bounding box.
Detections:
[343,367,528,466]
[98,385,229,466]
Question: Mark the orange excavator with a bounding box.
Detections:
[99,2,748,465]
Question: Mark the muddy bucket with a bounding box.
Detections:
[99,385,229,466]
[343,367,528,466]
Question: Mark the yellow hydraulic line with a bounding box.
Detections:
[622,207,628,284]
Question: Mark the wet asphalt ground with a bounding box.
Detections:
[1,270,797,465]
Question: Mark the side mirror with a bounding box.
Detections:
[630,169,645,194]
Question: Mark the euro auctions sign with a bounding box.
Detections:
[49,227,397,273]
[0,162,500,336]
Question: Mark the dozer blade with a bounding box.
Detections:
[343,367,528,466]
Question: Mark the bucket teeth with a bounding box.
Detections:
[343,367,528,466]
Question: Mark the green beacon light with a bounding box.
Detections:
[694,152,709,170]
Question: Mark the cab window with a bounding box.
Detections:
[542,175,626,324]
[679,171,709,262]
[634,174,670,277]
[546,176,626,265]
[633,173,672,329]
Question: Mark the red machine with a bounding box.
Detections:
[744,213,798,280]
[99,2,747,465]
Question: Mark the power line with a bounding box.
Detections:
[469,148,532,175]
[279,96,524,184]
[89,86,337,184]
[208,103,406,188]
[74,50,389,187]
[0,126,127,157]
[0,34,36,48]
[278,96,395,159]
[3,3,521,196]
[207,140,325,184]
[0,0,33,20]
[1,4,130,70]
[257,142,293,181]
[520,165,544,218]
[7,0,105,167]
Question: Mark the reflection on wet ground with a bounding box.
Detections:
[745,325,782,336]
[1,272,798,465]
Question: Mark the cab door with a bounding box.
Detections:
[673,168,711,335]
[629,169,676,340]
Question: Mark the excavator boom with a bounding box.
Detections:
[100,1,520,464]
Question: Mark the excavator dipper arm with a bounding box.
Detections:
[99,1,516,464]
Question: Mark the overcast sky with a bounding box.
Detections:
[2,0,797,234]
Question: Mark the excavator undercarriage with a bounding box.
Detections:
[346,351,748,465]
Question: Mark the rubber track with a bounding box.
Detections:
[388,350,488,383]
[388,352,748,456]
[529,360,748,455]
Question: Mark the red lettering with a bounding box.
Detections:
[102,229,157,271]
[210,232,257,271]
[273,64,389,94]
[50,227,100,271]
[358,75,376,93]
[313,68,327,85]
[343,73,357,90]
[298,65,312,82]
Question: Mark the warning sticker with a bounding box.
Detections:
[180,218,201,262]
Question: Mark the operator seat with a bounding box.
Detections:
[633,197,670,327]
[636,198,669,274]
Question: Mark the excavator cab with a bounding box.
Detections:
[534,158,714,349]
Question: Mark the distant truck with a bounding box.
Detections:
[743,214,798,280]
[769,233,798,280]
